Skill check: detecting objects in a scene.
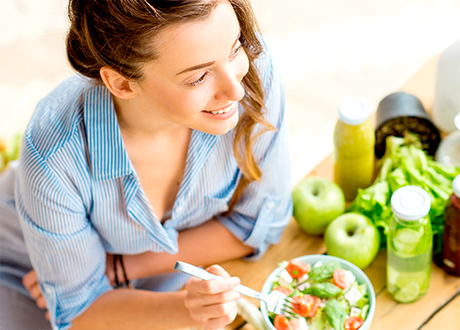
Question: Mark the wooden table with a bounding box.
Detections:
[221,56,460,330]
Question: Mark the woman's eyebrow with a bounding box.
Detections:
[176,61,216,76]
[176,29,241,76]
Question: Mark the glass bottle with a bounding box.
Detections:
[442,175,460,277]
[433,39,460,134]
[435,113,460,167]
[387,186,432,303]
[334,98,375,201]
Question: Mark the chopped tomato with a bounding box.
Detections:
[345,316,364,330]
[333,269,348,289]
[286,259,310,279]
[308,296,322,318]
[290,294,322,318]
[273,285,294,296]
[274,314,293,330]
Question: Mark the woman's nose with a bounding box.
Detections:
[215,64,247,102]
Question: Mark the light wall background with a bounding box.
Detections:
[1,0,460,185]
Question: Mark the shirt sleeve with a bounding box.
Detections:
[216,44,293,260]
[15,136,112,330]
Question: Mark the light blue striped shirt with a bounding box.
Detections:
[0,48,292,329]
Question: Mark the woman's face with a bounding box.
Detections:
[134,0,249,135]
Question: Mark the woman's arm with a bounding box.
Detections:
[109,219,253,283]
[72,265,240,330]
[25,264,242,329]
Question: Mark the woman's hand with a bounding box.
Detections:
[105,254,117,286]
[184,265,241,329]
[22,270,50,320]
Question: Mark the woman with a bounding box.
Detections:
[0,0,292,329]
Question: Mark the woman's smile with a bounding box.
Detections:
[201,102,238,120]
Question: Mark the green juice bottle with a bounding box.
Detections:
[387,186,432,303]
[334,98,375,201]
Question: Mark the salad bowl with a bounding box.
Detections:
[260,254,376,330]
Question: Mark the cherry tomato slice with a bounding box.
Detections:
[308,295,322,318]
[345,316,365,330]
[291,295,313,317]
[274,314,293,330]
[333,269,348,289]
[291,294,321,318]
[273,285,294,296]
[286,260,310,279]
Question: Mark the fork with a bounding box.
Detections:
[174,261,294,315]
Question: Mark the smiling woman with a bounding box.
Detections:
[0,0,292,330]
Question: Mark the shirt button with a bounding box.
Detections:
[266,201,274,209]
[43,286,52,295]
[175,205,184,214]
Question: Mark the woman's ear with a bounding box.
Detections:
[100,67,138,99]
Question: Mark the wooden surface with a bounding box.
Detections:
[221,55,460,329]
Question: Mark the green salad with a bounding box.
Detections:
[269,259,370,330]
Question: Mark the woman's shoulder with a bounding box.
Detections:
[254,37,285,128]
[255,37,276,89]
[24,75,92,161]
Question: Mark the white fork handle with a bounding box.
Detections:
[174,261,263,300]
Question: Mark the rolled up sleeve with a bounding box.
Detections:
[216,46,293,260]
[15,137,112,330]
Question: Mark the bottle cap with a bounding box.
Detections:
[453,175,460,198]
[338,98,370,125]
[391,186,431,221]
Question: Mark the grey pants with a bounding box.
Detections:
[0,285,51,330]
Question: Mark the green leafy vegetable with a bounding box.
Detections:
[325,298,347,330]
[302,282,342,298]
[308,261,341,281]
[310,309,326,330]
[349,133,460,252]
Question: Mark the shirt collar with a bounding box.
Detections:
[83,84,133,180]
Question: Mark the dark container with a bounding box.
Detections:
[375,92,441,159]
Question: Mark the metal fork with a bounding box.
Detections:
[175,261,293,314]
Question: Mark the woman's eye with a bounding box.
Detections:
[189,72,209,87]
[230,44,242,58]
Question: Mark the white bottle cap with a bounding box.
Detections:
[338,98,371,125]
[391,186,431,221]
[453,175,460,198]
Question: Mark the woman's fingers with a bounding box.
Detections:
[22,270,38,290]
[28,283,43,300]
[22,270,48,310]
[203,308,238,330]
[187,275,240,295]
[105,254,115,285]
[36,295,48,309]
[206,264,231,278]
[22,270,43,300]
[184,264,241,329]
[186,283,241,308]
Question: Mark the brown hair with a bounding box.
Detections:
[66,0,275,210]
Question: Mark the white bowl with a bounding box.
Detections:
[260,254,376,330]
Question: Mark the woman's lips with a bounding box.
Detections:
[201,102,238,120]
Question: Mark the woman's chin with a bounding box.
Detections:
[199,110,239,135]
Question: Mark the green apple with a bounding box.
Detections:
[325,213,380,269]
[292,176,346,235]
